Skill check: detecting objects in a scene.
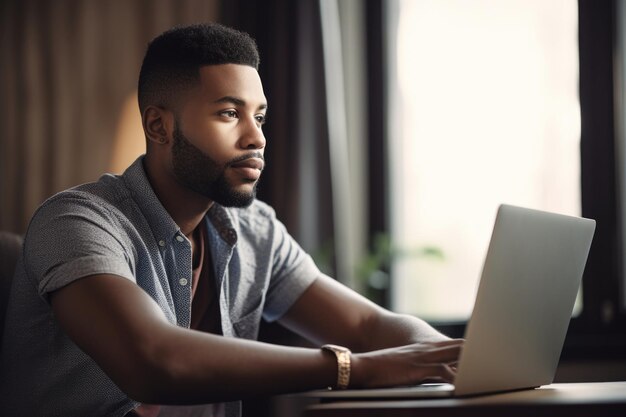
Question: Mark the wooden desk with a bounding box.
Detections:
[305,382,626,417]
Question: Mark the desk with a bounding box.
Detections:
[305,382,626,417]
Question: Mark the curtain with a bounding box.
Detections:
[0,0,219,233]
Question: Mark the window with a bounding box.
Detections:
[388,0,581,321]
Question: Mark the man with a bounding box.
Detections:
[0,24,462,417]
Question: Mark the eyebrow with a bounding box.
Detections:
[214,96,268,111]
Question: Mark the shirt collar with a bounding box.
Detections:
[121,156,181,243]
[207,204,238,246]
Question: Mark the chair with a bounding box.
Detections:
[0,231,23,347]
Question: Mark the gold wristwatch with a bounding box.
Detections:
[321,344,351,390]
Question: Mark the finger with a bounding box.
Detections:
[439,364,457,382]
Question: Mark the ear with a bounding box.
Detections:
[143,106,174,145]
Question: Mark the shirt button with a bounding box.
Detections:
[176,235,185,242]
[179,278,188,286]
[158,240,165,247]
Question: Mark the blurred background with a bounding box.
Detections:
[1,0,625,414]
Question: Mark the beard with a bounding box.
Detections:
[171,121,261,208]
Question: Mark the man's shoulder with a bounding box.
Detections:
[29,174,133,231]
[58,172,131,204]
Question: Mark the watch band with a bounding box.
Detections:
[321,344,351,390]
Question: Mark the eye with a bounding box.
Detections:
[220,110,238,119]
[255,114,267,125]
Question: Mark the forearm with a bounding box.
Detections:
[51,274,337,405]
[279,275,451,353]
[359,310,450,352]
[132,324,336,404]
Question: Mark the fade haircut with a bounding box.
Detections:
[138,23,260,114]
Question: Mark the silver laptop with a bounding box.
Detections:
[315,204,596,399]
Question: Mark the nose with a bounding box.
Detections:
[240,116,266,150]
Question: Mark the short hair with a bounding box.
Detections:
[138,23,260,113]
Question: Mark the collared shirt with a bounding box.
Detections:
[0,157,320,417]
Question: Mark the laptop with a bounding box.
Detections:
[314,204,596,399]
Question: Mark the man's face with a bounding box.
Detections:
[170,64,267,207]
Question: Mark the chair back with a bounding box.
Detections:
[0,231,23,348]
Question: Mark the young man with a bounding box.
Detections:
[0,24,462,417]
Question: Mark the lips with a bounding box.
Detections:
[230,157,264,181]
[230,157,264,171]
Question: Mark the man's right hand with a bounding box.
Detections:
[350,339,464,388]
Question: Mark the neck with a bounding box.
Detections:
[143,154,213,236]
